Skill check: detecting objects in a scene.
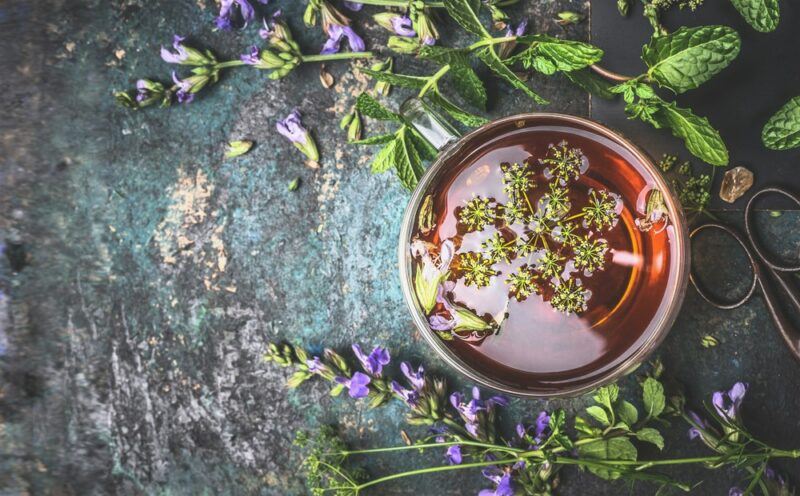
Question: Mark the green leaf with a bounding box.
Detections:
[574,416,601,437]
[427,92,490,128]
[564,68,616,100]
[577,437,638,480]
[356,92,401,121]
[370,139,398,173]
[635,427,665,450]
[585,405,611,426]
[731,0,780,32]
[593,384,619,411]
[476,47,548,105]
[419,46,487,109]
[414,261,440,313]
[655,102,729,166]
[762,96,800,150]
[642,377,666,419]
[442,0,489,37]
[395,128,423,190]
[351,134,396,145]
[616,400,639,427]
[642,25,741,94]
[224,140,254,158]
[515,35,604,72]
[453,307,492,332]
[360,68,427,89]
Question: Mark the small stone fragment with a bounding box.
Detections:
[719,166,754,203]
[319,65,334,88]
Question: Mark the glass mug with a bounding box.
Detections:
[397,99,689,398]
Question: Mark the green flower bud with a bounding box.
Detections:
[372,12,397,32]
[304,2,318,27]
[259,49,285,69]
[388,36,419,54]
[371,57,393,96]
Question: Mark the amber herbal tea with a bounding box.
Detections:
[407,116,683,394]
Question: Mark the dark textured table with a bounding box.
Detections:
[1,1,798,494]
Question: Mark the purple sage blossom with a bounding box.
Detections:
[686,410,710,440]
[171,71,195,104]
[240,45,261,65]
[321,24,366,55]
[445,444,462,465]
[276,109,319,161]
[306,356,324,374]
[400,362,425,390]
[216,0,266,30]
[390,380,419,406]
[392,15,416,37]
[728,488,744,496]
[479,468,515,496]
[516,411,551,448]
[343,1,363,10]
[258,9,282,39]
[160,35,189,64]
[505,19,528,37]
[712,382,748,421]
[450,387,508,437]
[135,80,151,102]
[335,371,371,398]
[352,344,390,376]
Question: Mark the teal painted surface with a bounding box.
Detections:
[0,0,798,494]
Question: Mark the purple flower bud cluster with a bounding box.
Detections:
[450,387,508,437]
[215,0,269,31]
[390,362,426,407]
[321,24,366,55]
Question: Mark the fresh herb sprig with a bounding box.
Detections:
[621,0,780,35]
[266,342,799,495]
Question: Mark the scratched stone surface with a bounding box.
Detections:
[0,0,798,495]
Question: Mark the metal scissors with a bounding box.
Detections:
[689,187,800,361]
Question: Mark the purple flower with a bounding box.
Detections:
[400,362,425,390]
[216,0,264,30]
[343,1,363,10]
[352,344,390,376]
[729,488,744,496]
[258,9,283,39]
[135,80,151,102]
[306,356,324,374]
[240,45,261,65]
[686,410,709,440]
[160,35,189,64]
[321,24,365,55]
[392,15,416,37]
[712,382,748,421]
[171,71,195,104]
[479,468,515,496]
[422,36,436,46]
[335,371,371,398]
[516,411,551,448]
[505,19,528,37]
[450,387,508,437]
[445,445,462,465]
[391,380,419,406]
[428,281,457,331]
[277,109,308,144]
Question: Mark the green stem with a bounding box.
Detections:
[301,51,374,63]
[418,64,451,98]
[340,439,523,456]
[468,36,517,50]
[351,0,446,6]
[354,458,526,491]
[215,60,246,69]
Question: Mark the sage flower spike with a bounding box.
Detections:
[321,24,366,54]
[276,109,319,161]
[160,35,211,66]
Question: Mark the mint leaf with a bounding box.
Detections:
[642,25,741,94]
[428,92,490,128]
[616,400,639,427]
[577,438,638,481]
[585,405,611,426]
[762,96,800,150]
[370,138,398,173]
[360,68,427,89]
[593,384,619,411]
[635,427,665,450]
[442,0,489,37]
[476,47,548,104]
[642,377,666,419]
[564,69,616,100]
[731,0,780,32]
[351,134,396,145]
[655,102,729,166]
[356,93,401,121]
[419,46,488,110]
[515,35,604,72]
[395,128,423,190]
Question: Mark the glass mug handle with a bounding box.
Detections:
[400,98,461,152]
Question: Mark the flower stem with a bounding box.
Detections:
[301,52,374,63]
[468,36,517,51]
[216,60,246,69]
[350,0,446,6]
[589,64,638,83]
[340,439,524,456]
[354,457,526,491]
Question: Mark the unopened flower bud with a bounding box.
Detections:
[388,36,419,54]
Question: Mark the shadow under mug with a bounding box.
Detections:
[397,98,690,398]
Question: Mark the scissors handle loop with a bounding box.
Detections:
[744,187,800,272]
[688,223,758,310]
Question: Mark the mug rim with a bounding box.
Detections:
[397,112,690,398]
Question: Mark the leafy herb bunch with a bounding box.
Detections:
[266,341,799,495]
